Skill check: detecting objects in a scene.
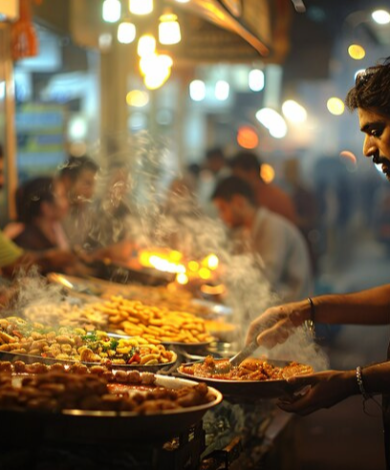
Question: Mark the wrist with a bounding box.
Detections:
[343,369,361,396]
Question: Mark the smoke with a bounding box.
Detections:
[20,130,328,370]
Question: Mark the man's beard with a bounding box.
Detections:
[373,155,390,180]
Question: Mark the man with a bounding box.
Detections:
[245,57,390,468]
[212,175,312,302]
[230,151,297,225]
[59,155,99,248]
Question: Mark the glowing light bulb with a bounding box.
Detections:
[102,0,121,23]
[282,100,307,123]
[260,164,275,183]
[137,35,156,57]
[176,273,189,285]
[189,80,206,101]
[117,21,136,44]
[256,108,287,139]
[215,81,230,101]
[129,0,153,15]
[249,69,265,92]
[159,13,181,45]
[206,254,219,270]
[327,97,345,116]
[126,90,149,107]
[372,9,390,24]
[348,44,365,60]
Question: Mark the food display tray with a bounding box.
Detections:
[0,350,178,373]
[0,375,223,445]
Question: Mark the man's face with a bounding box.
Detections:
[0,158,4,190]
[72,169,97,202]
[213,197,244,229]
[359,108,390,181]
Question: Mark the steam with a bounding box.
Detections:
[2,131,328,371]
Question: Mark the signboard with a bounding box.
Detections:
[16,103,66,181]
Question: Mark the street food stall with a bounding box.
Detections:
[0,1,314,469]
[0,267,314,470]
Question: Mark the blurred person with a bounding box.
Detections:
[212,175,312,302]
[13,176,69,251]
[0,228,81,279]
[230,151,297,225]
[284,158,319,273]
[204,147,228,177]
[59,156,99,248]
[245,56,390,469]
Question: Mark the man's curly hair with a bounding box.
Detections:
[345,57,390,116]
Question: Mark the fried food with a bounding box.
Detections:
[180,356,314,381]
[0,317,175,365]
[88,296,215,344]
[0,361,216,413]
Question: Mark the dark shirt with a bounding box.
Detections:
[13,225,56,251]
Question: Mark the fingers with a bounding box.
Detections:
[256,321,290,349]
[286,374,319,387]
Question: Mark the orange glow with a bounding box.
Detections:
[200,284,226,295]
[237,126,259,149]
[340,150,357,164]
[260,164,275,183]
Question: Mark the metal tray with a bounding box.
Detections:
[177,361,297,399]
[0,350,178,372]
[0,375,223,444]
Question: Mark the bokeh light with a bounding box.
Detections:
[327,97,345,116]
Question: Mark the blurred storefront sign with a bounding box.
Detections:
[16,103,66,180]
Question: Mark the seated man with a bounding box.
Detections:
[229,151,297,225]
[212,175,312,302]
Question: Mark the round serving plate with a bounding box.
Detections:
[177,362,296,399]
[0,375,223,445]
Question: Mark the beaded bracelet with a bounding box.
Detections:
[356,366,371,401]
[305,297,316,336]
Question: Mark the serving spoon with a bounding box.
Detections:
[213,338,259,373]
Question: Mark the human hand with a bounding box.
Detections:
[278,370,357,416]
[246,299,310,349]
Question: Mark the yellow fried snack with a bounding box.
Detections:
[86,296,215,344]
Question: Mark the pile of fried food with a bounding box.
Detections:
[88,296,214,344]
[100,284,214,317]
[180,356,314,381]
[0,317,175,366]
[0,360,216,413]
[24,302,107,331]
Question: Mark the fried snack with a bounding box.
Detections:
[0,317,175,365]
[100,284,214,317]
[87,296,215,344]
[24,302,107,330]
[0,363,216,413]
[180,356,314,381]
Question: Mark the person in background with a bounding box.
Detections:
[59,155,99,248]
[230,151,297,225]
[245,56,390,469]
[212,175,312,302]
[283,158,319,273]
[0,227,81,279]
[13,176,69,251]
